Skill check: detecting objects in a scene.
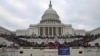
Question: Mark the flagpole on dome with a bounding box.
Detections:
[49,0,52,8]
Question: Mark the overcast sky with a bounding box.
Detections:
[0,0,100,31]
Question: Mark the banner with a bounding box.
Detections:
[58,46,70,56]
[54,35,59,43]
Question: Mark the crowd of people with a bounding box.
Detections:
[0,33,100,48]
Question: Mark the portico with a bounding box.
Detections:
[38,26,63,36]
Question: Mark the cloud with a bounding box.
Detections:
[6,0,28,12]
[63,0,100,30]
[73,24,86,29]
[0,5,30,30]
[72,13,94,23]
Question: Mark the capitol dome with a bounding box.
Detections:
[44,8,57,15]
[40,1,61,24]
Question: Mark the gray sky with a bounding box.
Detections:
[0,0,100,31]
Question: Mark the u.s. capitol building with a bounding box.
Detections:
[0,1,100,56]
[0,1,99,37]
[16,1,86,37]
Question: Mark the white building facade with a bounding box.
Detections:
[16,1,85,37]
[90,27,100,35]
[0,47,100,56]
[0,26,12,35]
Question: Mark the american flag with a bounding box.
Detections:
[44,38,49,45]
[54,35,59,43]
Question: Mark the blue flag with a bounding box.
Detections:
[58,46,70,56]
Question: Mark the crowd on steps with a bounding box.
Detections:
[0,33,100,49]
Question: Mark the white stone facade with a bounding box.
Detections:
[89,37,100,46]
[16,30,28,36]
[15,2,85,37]
[0,47,100,56]
[0,26,11,35]
[74,29,86,36]
[90,27,100,35]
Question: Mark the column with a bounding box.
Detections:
[43,27,45,35]
[38,27,40,36]
[48,27,49,36]
[56,27,58,35]
[44,27,45,35]
[52,27,53,36]
[58,27,61,35]
[45,27,48,35]
[61,27,62,35]
[61,27,63,35]
[53,27,55,36]
[50,27,52,36]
